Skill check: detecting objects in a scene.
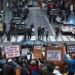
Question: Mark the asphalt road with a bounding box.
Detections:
[26,7,53,36]
[1,7,75,45]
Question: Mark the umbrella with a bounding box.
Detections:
[17,39,48,46]
[33,39,47,45]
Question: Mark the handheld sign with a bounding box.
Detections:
[5,45,20,58]
[34,46,42,59]
[34,50,42,59]
[45,46,64,66]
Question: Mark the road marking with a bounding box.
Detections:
[31,35,36,40]
[60,36,70,41]
[17,36,24,42]
[3,35,75,43]
[44,15,55,36]
[56,36,63,41]
[43,36,46,41]
[67,36,75,41]
[11,36,16,42]
[49,36,56,41]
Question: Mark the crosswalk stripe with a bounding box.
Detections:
[60,36,70,41]
[67,36,75,41]
[56,36,63,41]
[31,35,36,40]
[17,36,24,42]
[49,36,56,41]
[43,36,46,41]
[2,35,75,43]
[11,36,16,42]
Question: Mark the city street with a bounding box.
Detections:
[0,1,75,75]
[2,7,75,44]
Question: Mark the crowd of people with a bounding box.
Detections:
[37,26,49,40]
[0,46,71,75]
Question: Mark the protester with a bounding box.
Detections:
[21,61,29,75]
[29,60,40,75]
[3,59,15,75]
[53,66,62,75]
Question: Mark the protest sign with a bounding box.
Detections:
[34,50,42,59]
[5,45,20,58]
[34,46,42,50]
[66,44,75,54]
[34,46,42,59]
[21,48,29,56]
[45,46,64,66]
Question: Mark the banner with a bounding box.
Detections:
[5,45,20,58]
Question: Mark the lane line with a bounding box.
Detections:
[44,15,55,36]
[56,35,63,41]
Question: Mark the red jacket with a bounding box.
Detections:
[29,65,40,75]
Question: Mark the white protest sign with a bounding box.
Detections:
[5,45,20,58]
[47,50,61,61]
[21,48,29,56]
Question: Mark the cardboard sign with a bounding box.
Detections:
[34,50,42,59]
[66,44,75,53]
[45,46,64,63]
[47,50,61,61]
[5,45,20,58]
[21,48,29,56]
[45,46,66,69]
[34,46,42,50]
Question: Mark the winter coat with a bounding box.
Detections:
[3,63,15,75]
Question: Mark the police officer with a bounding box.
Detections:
[45,27,49,40]
[37,26,41,39]
[55,25,60,39]
[41,26,45,40]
